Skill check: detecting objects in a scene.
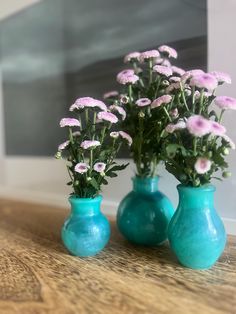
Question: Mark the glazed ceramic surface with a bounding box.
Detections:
[168,185,226,269]
[117,176,174,246]
[62,195,110,257]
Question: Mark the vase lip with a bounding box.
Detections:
[69,194,103,203]
[132,175,160,182]
[177,184,216,192]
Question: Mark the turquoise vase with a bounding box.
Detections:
[61,195,110,257]
[168,185,226,269]
[117,176,174,246]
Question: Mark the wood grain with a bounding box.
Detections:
[0,198,235,314]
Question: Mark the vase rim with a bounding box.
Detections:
[69,194,103,203]
[132,175,159,181]
[177,184,216,192]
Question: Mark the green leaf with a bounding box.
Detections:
[89,177,99,190]
[107,163,129,172]
[106,172,118,178]
[66,181,73,186]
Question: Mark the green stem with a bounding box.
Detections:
[154,77,161,99]
[199,89,204,114]
[180,82,189,111]
[85,109,89,125]
[89,149,93,175]
[163,106,172,122]
[219,109,225,123]
[128,84,133,103]
[148,59,153,85]
[193,137,197,156]
[191,86,195,113]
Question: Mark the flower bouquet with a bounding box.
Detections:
[164,69,235,268]
[56,97,131,257]
[104,46,186,245]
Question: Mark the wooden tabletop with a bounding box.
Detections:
[0,199,235,314]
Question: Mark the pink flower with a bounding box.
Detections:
[221,134,235,149]
[124,52,140,63]
[119,131,132,146]
[166,82,181,93]
[93,162,106,173]
[158,45,177,58]
[117,69,134,77]
[186,115,211,137]
[194,157,212,174]
[165,120,186,133]
[181,69,204,83]
[58,140,70,151]
[97,111,118,123]
[170,76,181,82]
[210,71,231,84]
[103,90,119,99]
[135,98,151,107]
[153,65,172,77]
[70,97,107,111]
[210,121,226,136]
[190,73,218,91]
[80,140,101,149]
[109,105,126,120]
[60,118,81,128]
[165,124,176,133]
[215,96,236,110]
[139,50,160,62]
[170,108,179,118]
[154,57,164,64]
[75,162,90,174]
[171,66,185,76]
[151,95,172,109]
[110,131,119,138]
[117,72,139,85]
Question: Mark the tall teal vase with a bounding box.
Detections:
[117,176,174,246]
[168,185,226,269]
[61,195,110,257]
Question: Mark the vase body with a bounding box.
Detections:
[117,176,174,246]
[168,185,226,269]
[61,195,110,257]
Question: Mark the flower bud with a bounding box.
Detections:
[138,111,145,118]
[207,151,213,158]
[100,171,105,177]
[194,178,201,186]
[222,148,229,155]
[222,171,231,178]
[162,80,169,87]
[74,180,80,186]
[86,177,92,182]
[170,108,179,118]
[120,95,129,104]
[55,152,62,159]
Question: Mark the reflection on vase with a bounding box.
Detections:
[168,184,226,269]
[62,195,110,257]
[117,176,174,246]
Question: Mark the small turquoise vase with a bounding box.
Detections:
[168,185,226,269]
[61,195,110,257]
[117,176,174,246]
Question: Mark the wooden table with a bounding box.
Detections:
[0,199,235,314]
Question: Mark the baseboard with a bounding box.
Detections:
[0,185,235,235]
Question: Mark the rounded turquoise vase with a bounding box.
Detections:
[117,176,174,246]
[168,185,226,269]
[61,195,110,257]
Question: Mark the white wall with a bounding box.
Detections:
[0,0,40,20]
[208,0,236,219]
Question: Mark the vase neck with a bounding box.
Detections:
[177,185,215,210]
[133,176,159,194]
[69,195,102,216]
